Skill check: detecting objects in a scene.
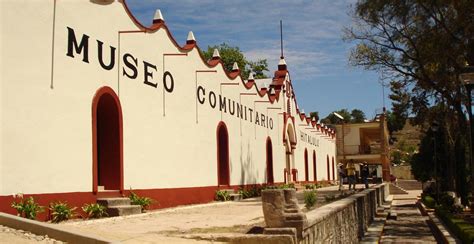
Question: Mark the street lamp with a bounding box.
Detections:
[460,65,474,207]
[431,121,440,203]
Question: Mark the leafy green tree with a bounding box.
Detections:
[321,109,351,124]
[201,43,269,80]
[388,81,410,133]
[346,0,473,202]
[350,109,366,123]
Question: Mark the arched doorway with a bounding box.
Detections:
[284,122,297,183]
[92,87,123,193]
[313,151,317,182]
[304,149,309,181]
[217,122,230,186]
[326,155,330,181]
[266,137,274,184]
[331,157,335,181]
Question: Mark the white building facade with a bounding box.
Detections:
[0,0,336,216]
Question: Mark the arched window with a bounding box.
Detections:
[266,137,274,184]
[217,122,230,186]
[304,149,309,181]
[313,151,317,182]
[92,86,123,193]
[326,155,330,181]
[331,157,335,181]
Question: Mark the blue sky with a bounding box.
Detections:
[126,0,391,120]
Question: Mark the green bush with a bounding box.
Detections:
[324,194,336,202]
[439,194,455,208]
[436,207,474,243]
[11,194,44,220]
[129,192,155,212]
[278,183,295,189]
[82,203,108,219]
[422,195,436,209]
[304,190,317,209]
[238,186,262,199]
[215,190,230,201]
[49,201,76,223]
[305,184,316,190]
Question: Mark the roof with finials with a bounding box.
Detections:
[121,1,336,138]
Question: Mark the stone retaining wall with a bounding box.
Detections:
[300,183,388,243]
[257,183,388,243]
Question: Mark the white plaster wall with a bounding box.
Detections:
[1,0,335,195]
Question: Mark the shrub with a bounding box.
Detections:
[324,194,336,202]
[436,207,474,244]
[11,194,44,220]
[215,190,230,201]
[278,183,295,189]
[129,192,155,212]
[422,195,436,209]
[49,201,76,223]
[305,184,316,190]
[439,194,455,208]
[304,190,317,209]
[82,203,108,219]
[238,186,261,199]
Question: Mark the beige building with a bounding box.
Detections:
[0,0,336,218]
[334,111,391,181]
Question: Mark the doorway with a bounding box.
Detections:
[92,87,123,192]
[266,138,274,184]
[217,122,230,186]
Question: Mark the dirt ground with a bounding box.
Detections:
[61,198,269,243]
[58,185,361,243]
[0,185,366,243]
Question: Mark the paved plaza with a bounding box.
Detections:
[0,185,443,243]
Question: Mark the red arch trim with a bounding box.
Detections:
[92,86,124,194]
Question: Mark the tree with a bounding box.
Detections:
[345,0,472,129]
[346,0,473,203]
[388,81,410,133]
[321,109,351,124]
[386,110,405,135]
[350,109,366,123]
[201,43,269,80]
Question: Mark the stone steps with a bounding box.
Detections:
[396,180,422,191]
[97,197,142,217]
[389,183,409,195]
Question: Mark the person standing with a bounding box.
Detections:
[346,160,356,190]
[361,163,369,189]
[338,164,346,191]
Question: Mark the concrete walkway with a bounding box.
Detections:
[380,190,437,243]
